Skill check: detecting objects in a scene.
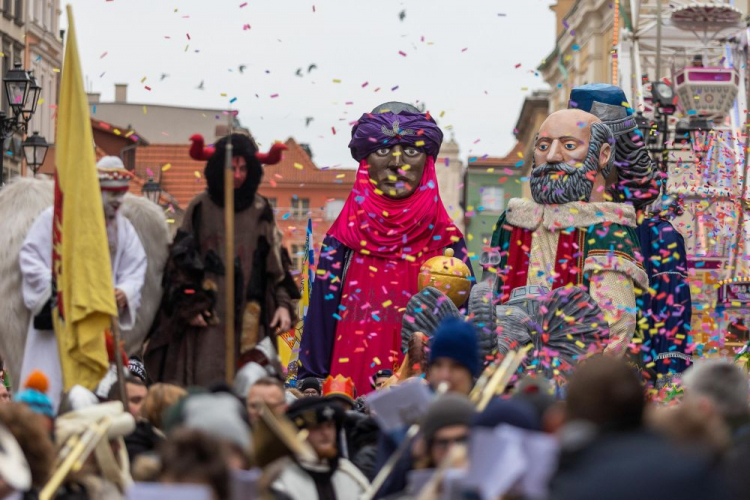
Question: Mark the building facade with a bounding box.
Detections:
[464,144,525,264]
[434,136,465,232]
[0,1,33,181]
[25,0,61,171]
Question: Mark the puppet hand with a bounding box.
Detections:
[270,307,291,332]
[114,289,128,309]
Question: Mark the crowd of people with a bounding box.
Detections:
[0,324,748,500]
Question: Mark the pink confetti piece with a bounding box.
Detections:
[270,93,279,98]
[100,52,108,59]
[398,51,407,57]
[186,33,191,40]
[239,1,247,6]
[243,24,251,30]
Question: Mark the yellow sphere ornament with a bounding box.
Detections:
[417,248,472,307]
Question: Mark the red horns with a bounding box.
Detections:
[188,134,288,165]
[255,142,287,165]
[189,134,215,161]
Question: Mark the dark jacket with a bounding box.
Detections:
[551,428,728,500]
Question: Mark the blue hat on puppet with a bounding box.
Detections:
[15,371,54,419]
[569,83,637,137]
[429,317,480,377]
[568,83,633,116]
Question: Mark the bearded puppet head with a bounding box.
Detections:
[569,83,661,210]
[530,109,615,205]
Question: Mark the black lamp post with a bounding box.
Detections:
[22,131,49,175]
[0,62,38,187]
[142,178,162,204]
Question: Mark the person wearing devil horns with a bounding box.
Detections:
[144,133,300,387]
[297,102,472,395]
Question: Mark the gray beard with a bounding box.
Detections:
[106,216,118,262]
[530,160,595,204]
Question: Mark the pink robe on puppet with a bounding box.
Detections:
[326,157,463,394]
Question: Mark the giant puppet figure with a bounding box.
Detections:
[18,157,148,411]
[569,84,692,375]
[490,109,648,355]
[144,133,300,387]
[298,102,472,394]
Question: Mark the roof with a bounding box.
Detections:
[261,138,356,187]
[135,143,202,208]
[91,118,149,145]
[467,142,525,168]
[514,91,551,137]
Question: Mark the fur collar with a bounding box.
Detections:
[505,198,636,230]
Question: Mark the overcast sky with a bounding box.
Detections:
[64,0,557,168]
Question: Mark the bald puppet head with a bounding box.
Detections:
[530,109,614,205]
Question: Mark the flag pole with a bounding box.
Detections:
[110,317,127,409]
[224,119,235,384]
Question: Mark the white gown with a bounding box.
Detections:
[18,207,147,412]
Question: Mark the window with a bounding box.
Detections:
[480,186,504,213]
[325,199,345,221]
[2,0,10,16]
[14,0,22,23]
[292,198,309,218]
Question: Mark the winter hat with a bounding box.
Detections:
[15,371,54,419]
[421,394,475,444]
[128,357,149,385]
[233,362,270,399]
[299,377,322,395]
[428,318,480,377]
[370,369,393,389]
[286,396,344,430]
[182,393,252,451]
[473,397,541,431]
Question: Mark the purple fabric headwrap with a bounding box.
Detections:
[348,111,444,161]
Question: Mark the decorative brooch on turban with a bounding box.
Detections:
[348,102,444,161]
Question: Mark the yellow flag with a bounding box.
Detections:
[52,6,117,391]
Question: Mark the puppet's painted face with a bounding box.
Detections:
[101,190,126,220]
[531,109,612,205]
[367,144,427,199]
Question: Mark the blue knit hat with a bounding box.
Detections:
[15,389,54,419]
[428,318,480,377]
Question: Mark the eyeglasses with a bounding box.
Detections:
[431,434,468,449]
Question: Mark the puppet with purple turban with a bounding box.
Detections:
[298,102,471,394]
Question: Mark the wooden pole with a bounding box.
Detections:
[224,135,235,384]
[110,317,127,410]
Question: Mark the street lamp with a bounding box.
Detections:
[0,63,40,187]
[3,63,31,113]
[142,178,162,204]
[22,131,49,175]
[22,73,41,125]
